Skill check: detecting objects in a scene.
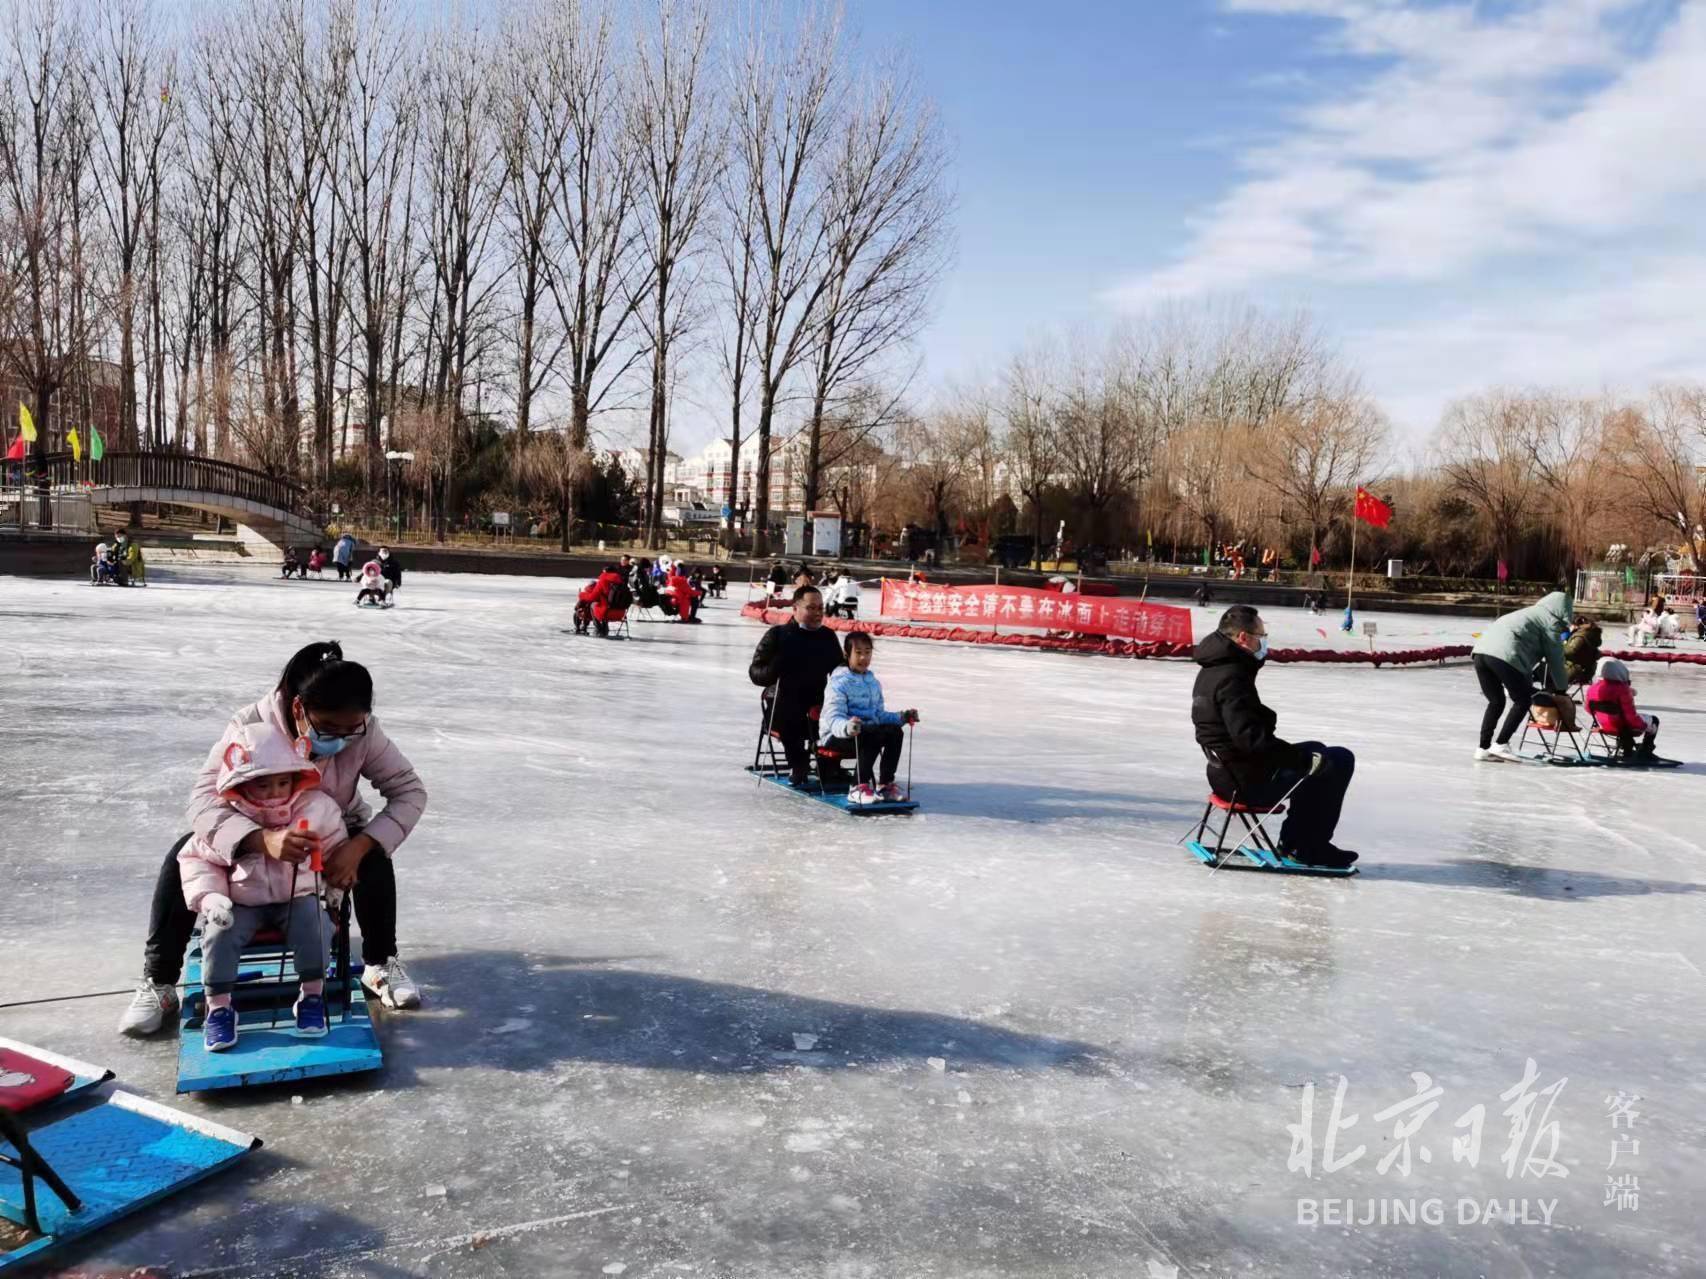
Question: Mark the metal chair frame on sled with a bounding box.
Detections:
[1516,706,1589,763]
[177,892,383,1093]
[750,694,846,788]
[1581,697,1680,768]
[1182,749,1355,877]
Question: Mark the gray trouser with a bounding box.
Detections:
[202,897,330,995]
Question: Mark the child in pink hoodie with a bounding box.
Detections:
[179,723,348,1050]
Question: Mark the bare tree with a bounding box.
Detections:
[543,0,648,539]
[1607,386,1706,566]
[1245,389,1389,561]
[89,0,174,450]
[1436,390,1544,571]
[334,0,415,485]
[493,7,567,440]
[0,0,94,524]
[418,14,500,536]
[798,59,950,512]
[512,422,589,552]
[730,5,843,556]
[632,0,716,544]
[999,348,1059,567]
[714,147,760,537]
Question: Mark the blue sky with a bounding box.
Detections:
[843,0,1704,452]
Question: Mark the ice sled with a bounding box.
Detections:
[750,694,918,817]
[177,901,381,1093]
[746,767,919,816]
[353,597,394,610]
[0,1038,258,1274]
[1183,792,1358,878]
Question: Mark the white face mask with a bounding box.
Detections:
[1252,635,1270,662]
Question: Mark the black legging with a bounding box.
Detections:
[1473,654,1535,749]
[144,833,398,984]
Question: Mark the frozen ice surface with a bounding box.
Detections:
[1,566,1703,1277]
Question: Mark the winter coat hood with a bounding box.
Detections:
[1595,657,1631,684]
[1471,591,1572,689]
[216,723,321,825]
[1193,629,1261,673]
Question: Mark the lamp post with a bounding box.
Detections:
[385,450,413,537]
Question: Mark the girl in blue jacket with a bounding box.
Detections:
[819,631,920,805]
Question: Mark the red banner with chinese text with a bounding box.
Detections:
[878,579,1193,646]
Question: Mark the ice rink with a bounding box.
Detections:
[1,565,1703,1277]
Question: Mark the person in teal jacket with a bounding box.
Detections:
[1471,590,1571,762]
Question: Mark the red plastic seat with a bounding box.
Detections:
[1207,793,1285,815]
[0,1048,75,1115]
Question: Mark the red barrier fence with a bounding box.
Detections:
[740,604,1471,666]
[1603,648,1706,666]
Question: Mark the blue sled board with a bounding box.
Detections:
[1186,839,1357,878]
[747,767,918,816]
[178,938,382,1093]
[1,1084,258,1273]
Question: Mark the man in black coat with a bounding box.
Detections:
[750,585,847,786]
[1191,605,1358,868]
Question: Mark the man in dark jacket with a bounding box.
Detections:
[1191,605,1358,868]
[750,585,847,786]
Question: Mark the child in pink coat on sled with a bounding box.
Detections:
[178,723,347,1051]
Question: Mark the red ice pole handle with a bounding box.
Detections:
[300,818,323,872]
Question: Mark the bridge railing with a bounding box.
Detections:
[41,451,308,515]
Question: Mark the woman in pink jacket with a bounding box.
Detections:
[119,640,429,1036]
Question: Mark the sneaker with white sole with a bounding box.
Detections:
[117,979,181,1037]
[878,783,905,802]
[847,783,881,806]
[1474,747,1491,761]
[1486,742,1525,763]
[360,956,421,1009]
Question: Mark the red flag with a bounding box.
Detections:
[1353,486,1392,528]
[4,435,23,461]
[1497,559,1509,582]
[1310,544,1322,567]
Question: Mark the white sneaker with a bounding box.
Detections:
[1474,747,1491,761]
[117,979,180,1037]
[847,783,881,806]
[1486,742,1524,763]
[360,956,421,1009]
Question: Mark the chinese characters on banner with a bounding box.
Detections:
[878,579,1194,646]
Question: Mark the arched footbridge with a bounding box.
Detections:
[41,452,323,549]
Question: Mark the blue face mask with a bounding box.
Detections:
[1254,636,1270,662]
[307,730,349,758]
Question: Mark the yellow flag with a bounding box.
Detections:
[17,402,36,443]
[67,428,82,461]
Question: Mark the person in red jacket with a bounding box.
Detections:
[575,566,630,637]
[666,565,702,624]
[1585,658,1659,756]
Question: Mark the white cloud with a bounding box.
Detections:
[1350,253,1706,442]
[1109,0,1706,303]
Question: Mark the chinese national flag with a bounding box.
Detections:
[4,435,23,460]
[1310,544,1322,567]
[1353,486,1392,528]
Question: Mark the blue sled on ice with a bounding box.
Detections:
[746,766,919,816]
[177,899,382,1093]
[0,1036,259,1274]
[1184,792,1357,878]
